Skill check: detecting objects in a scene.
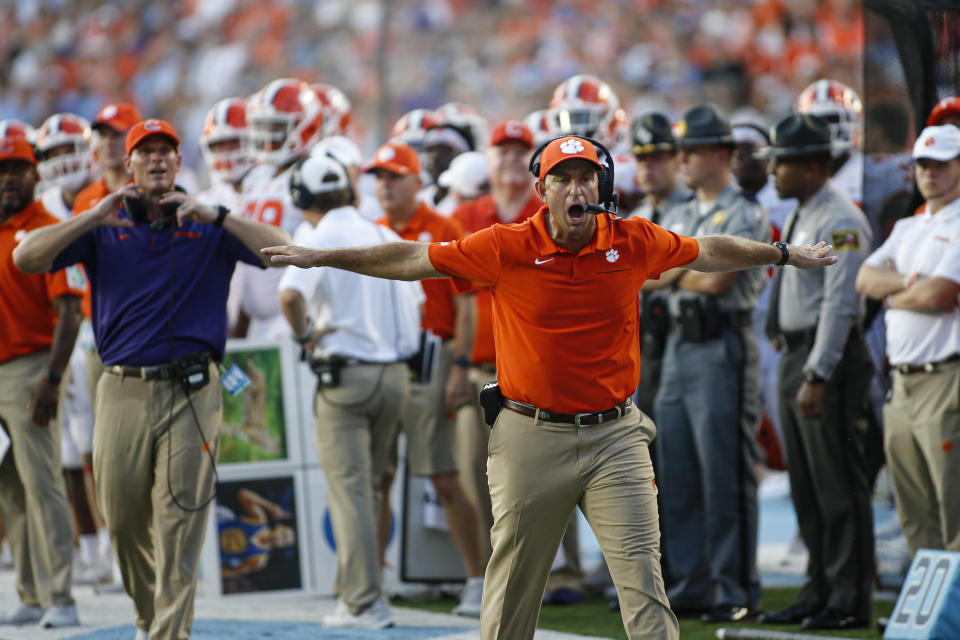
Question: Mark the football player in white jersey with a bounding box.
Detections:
[546,74,640,212]
[235,78,324,339]
[34,113,114,585]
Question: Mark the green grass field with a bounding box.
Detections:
[395,587,896,639]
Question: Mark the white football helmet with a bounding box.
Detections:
[795,79,862,154]
[247,78,324,166]
[310,83,353,138]
[546,74,623,148]
[435,102,488,151]
[390,108,441,151]
[34,113,93,193]
[200,97,253,184]
[0,118,36,144]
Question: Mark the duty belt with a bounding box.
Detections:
[893,353,960,375]
[775,327,817,351]
[501,397,631,427]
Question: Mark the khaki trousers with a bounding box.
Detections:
[482,405,678,640]
[94,364,220,639]
[0,350,75,609]
[400,341,456,475]
[314,362,408,615]
[884,361,960,554]
[454,366,496,561]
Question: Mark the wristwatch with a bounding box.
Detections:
[773,241,789,267]
[453,356,471,368]
[804,370,825,384]
[43,369,62,384]
[213,205,229,227]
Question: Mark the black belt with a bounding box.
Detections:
[106,358,211,381]
[894,353,960,375]
[501,397,631,427]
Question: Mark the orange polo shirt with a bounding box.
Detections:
[452,192,541,364]
[429,206,699,413]
[378,202,465,339]
[1,202,86,364]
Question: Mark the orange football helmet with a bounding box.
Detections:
[200,97,253,183]
[795,79,862,153]
[247,78,324,166]
[35,113,93,193]
[547,74,622,147]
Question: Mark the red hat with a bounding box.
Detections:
[536,136,602,180]
[125,119,180,156]
[490,120,534,149]
[365,141,421,176]
[0,136,37,166]
[93,103,143,133]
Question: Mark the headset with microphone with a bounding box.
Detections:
[528,135,619,215]
[123,185,188,231]
[288,153,355,211]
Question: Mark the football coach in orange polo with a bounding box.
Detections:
[262,135,837,640]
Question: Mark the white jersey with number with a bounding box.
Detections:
[234,163,306,339]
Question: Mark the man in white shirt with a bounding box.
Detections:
[856,125,960,556]
[277,155,422,629]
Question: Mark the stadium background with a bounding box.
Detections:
[5,0,960,638]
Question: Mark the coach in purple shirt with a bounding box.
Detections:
[14,118,290,640]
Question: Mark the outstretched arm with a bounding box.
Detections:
[686,235,836,272]
[14,186,137,273]
[262,241,444,281]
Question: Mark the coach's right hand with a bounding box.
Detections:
[86,185,139,228]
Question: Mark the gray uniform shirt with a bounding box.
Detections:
[776,181,872,379]
[668,184,771,315]
[632,183,694,309]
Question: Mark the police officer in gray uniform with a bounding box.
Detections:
[652,104,768,621]
[630,112,693,419]
[759,114,875,631]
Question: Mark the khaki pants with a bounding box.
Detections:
[884,361,960,554]
[399,341,457,475]
[482,405,678,640]
[94,364,220,639]
[314,362,408,615]
[0,350,75,609]
[454,366,495,561]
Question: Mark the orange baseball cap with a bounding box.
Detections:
[0,136,37,165]
[536,136,602,179]
[365,141,421,176]
[490,120,534,148]
[93,103,143,133]
[125,119,180,156]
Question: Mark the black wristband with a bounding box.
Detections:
[43,369,62,384]
[213,205,229,227]
[773,241,789,266]
[804,370,825,384]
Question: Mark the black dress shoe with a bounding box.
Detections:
[700,605,753,623]
[801,608,869,630]
[758,604,811,624]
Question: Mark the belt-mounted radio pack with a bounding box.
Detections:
[479,380,502,426]
[172,352,211,392]
[310,356,343,388]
